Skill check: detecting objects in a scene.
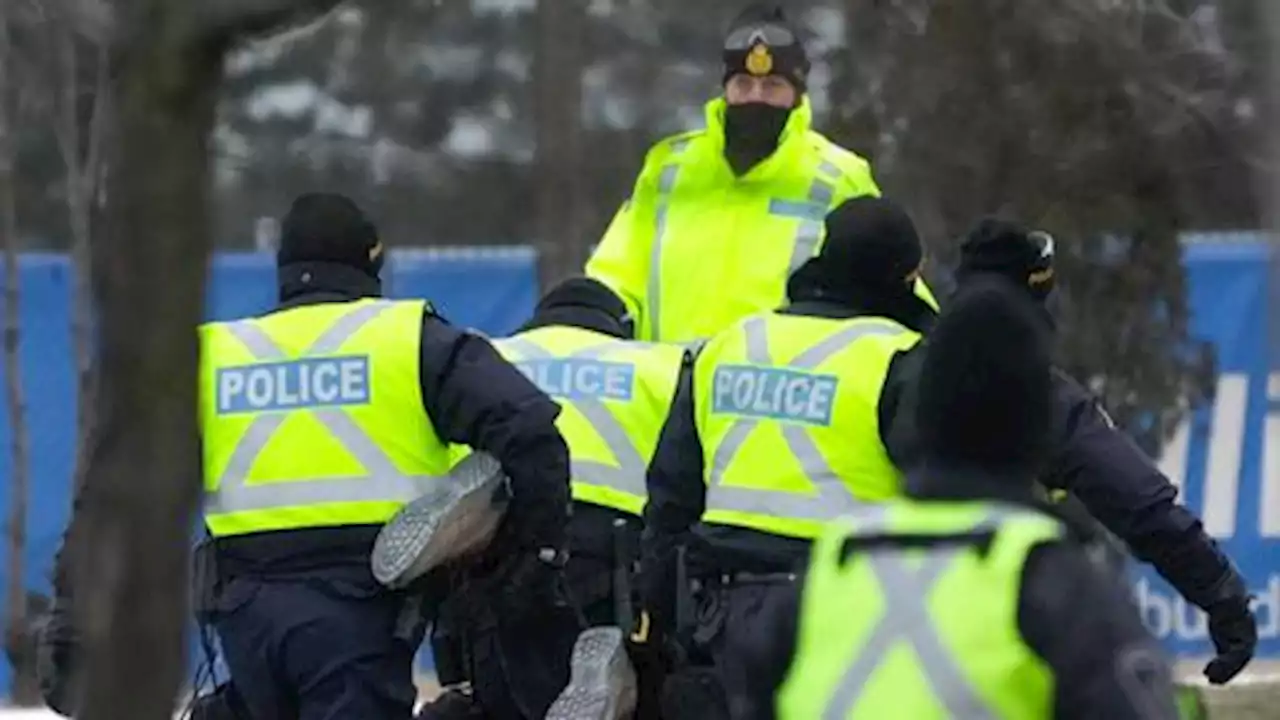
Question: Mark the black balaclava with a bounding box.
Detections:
[276,193,385,301]
[721,4,810,175]
[520,277,634,340]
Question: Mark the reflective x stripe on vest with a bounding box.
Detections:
[705,316,909,525]
[206,301,440,515]
[821,506,1033,720]
[500,336,648,500]
[768,159,842,276]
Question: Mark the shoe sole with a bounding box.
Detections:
[372,452,510,588]
[545,626,638,720]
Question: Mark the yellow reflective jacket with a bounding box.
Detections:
[586,96,936,344]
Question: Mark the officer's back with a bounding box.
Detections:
[197,194,571,720]
[764,276,1180,720]
[644,196,937,581]
[498,278,686,620]
[442,279,687,720]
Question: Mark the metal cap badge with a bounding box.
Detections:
[745,43,774,76]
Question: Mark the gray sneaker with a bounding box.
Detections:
[545,626,638,720]
[372,452,510,589]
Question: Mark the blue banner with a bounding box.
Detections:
[1132,239,1278,659]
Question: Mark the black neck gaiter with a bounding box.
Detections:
[723,102,791,175]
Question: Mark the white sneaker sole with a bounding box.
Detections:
[545,626,638,720]
[371,452,509,589]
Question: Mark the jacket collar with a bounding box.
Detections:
[703,96,814,182]
[781,293,937,335]
[277,261,382,310]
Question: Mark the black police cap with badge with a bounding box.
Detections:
[721,4,810,92]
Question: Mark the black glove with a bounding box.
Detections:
[1202,595,1257,684]
[956,218,1056,300]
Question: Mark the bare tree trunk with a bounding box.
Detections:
[534,0,587,288]
[0,4,38,707]
[72,4,345,716]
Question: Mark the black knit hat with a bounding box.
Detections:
[277,193,384,278]
[955,218,1055,300]
[792,196,923,295]
[722,4,810,92]
[536,277,628,319]
[525,276,634,339]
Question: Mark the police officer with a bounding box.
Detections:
[884,219,1259,687]
[641,195,935,717]
[194,193,571,719]
[430,278,687,719]
[763,274,1181,720]
[585,3,936,344]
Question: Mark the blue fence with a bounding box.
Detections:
[0,240,1273,692]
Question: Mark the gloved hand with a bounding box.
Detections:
[1202,595,1257,684]
[956,218,1056,300]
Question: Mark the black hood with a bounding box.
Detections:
[914,274,1053,480]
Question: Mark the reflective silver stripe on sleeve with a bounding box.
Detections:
[647,138,691,342]
[500,337,649,500]
[206,301,444,515]
[765,173,838,278]
[823,507,1037,719]
[705,316,910,524]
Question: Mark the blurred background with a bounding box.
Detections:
[0,0,1276,709]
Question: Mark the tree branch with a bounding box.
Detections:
[198,0,346,46]
[82,41,110,197]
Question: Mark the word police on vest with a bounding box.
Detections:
[515,358,635,401]
[217,356,371,414]
[712,365,838,426]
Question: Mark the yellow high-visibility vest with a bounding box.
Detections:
[199,298,452,537]
[777,501,1059,719]
[454,325,684,516]
[586,96,936,344]
[694,311,920,539]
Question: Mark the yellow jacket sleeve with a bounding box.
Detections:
[585,137,682,335]
[586,198,648,324]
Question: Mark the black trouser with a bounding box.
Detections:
[665,576,797,720]
[212,577,426,720]
[430,505,642,719]
[431,590,580,720]
[565,512,671,719]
